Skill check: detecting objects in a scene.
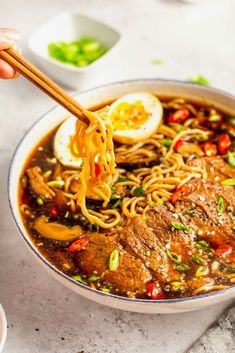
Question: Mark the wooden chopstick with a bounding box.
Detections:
[0,48,89,124]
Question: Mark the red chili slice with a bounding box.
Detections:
[51,206,58,218]
[171,184,190,204]
[217,134,231,155]
[214,244,233,257]
[174,138,184,152]
[95,163,101,177]
[168,108,190,123]
[147,283,165,300]
[67,237,89,253]
[203,141,217,157]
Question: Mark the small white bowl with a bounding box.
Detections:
[0,305,7,353]
[28,12,121,89]
[8,79,235,313]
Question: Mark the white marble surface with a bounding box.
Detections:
[0,0,235,352]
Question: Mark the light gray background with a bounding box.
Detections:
[0,0,234,352]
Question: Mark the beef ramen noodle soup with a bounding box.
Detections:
[19,94,235,300]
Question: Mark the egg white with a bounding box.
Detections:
[54,116,83,168]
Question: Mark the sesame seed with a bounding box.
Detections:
[198,195,205,201]
[172,213,179,219]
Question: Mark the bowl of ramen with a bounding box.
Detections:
[8,79,235,313]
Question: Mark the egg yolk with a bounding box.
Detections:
[110,100,149,130]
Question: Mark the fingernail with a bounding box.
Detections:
[0,30,21,47]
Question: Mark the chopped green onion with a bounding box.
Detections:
[228,151,235,168]
[175,263,190,272]
[171,281,185,292]
[111,193,120,200]
[48,37,107,68]
[133,186,145,197]
[101,287,110,293]
[72,275,86,284]
[192,255,206,265]
[159,139,173,147]
[110,186,117,192]
[109,249,119,271]
[47,180,65,188]
[166,250,182,264]
[229,118,235,126]
[217,196,224,215]
[195,240,209,250]
[221,179,235,186]
[156,199,164,205]
[36,197,44,205]
[176,127,184,133]
[43,170,52,179]
[90,224,100,232]
[89,275,101,282]
[64,211,70,218]
[209,114,222,122]
[171,222,191,234]
[195,266,208,277]
[112,199,121,209]
[188,75,209,86]
[152,58,164,65]
[117,176,129,183]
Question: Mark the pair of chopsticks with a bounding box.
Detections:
[0,48,89,124]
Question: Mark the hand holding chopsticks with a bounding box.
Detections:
[0,47,89,124]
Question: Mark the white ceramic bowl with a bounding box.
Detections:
[28,12,121,89]
[8,79,235,313]
[0,305,7,353]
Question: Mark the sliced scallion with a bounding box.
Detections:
[166,250,182,264]
[72,275,86,284]
[192,255,206,265]
[221,179,235,186]
[101,287,110,293]
[159,139,172,148]
[195,240,209,250]
[175,264,190,272]
[112,199,121,209]
[36,197,44,205]
[109,249,119,271]
[228,151,235,168]
[89,275,101,282]
[117,176,129,183]
[229,118,235,126]
[47,180,65,188]
[195,266,208,277]
[133,186,145,197]
[156,199,164,205]
[217,196,224,215]
[171,222,191,234]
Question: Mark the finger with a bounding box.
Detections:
[0,58,16,79]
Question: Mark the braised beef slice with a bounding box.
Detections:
[120,206,196,282]
[174,178,235,246]
[119,216,169,280]
[188,156,235,183]
[146,206,196,261]
[75,232,152,294]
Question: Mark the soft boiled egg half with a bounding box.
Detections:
[54,92,163,167]
[109,92,163,144]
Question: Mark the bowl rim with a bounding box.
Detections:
[8,78,235,305]
[0,304,7,353]
[28,11,121,73]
